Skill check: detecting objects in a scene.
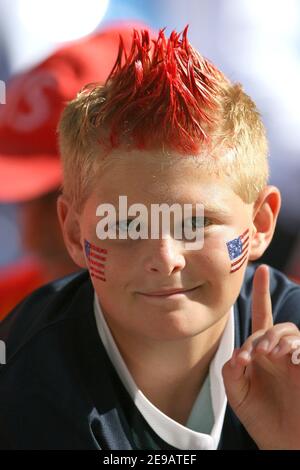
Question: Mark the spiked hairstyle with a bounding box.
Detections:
[59,26,269,211]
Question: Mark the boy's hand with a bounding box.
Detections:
[222,264,300,449]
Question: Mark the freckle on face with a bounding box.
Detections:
[84,238,108,282]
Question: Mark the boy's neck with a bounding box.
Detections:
[104,310,230,425]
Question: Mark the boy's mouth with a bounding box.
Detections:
[137,285,201,297]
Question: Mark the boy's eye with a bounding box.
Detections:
[112,217,211,237]
[116,219,136,232]
[115,219,144,235]
[183,216,211,230]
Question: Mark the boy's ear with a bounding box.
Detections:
[57,194,87,269]
[248,185,281,261]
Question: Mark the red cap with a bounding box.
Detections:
[0,23,149,202]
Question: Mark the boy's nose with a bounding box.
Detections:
[143,236,186,275]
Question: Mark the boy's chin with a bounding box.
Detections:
[138,306,218,335]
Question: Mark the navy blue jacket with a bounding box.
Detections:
[1,264,300,450]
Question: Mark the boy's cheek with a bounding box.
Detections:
[191,237,231,275]
[203,228,250,272]
[84,238,108,283]
[84,241,132,291]
[196,244,247,305]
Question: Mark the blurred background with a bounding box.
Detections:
[0,0,299,318]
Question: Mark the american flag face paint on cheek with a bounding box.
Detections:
[84,239,107,282]
[226,228,250,274]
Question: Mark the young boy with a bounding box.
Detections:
[1,27,300,450]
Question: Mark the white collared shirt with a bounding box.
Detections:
[93,293,234,450]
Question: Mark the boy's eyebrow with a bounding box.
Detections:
[201,203,232,216]
[111,203,232,215]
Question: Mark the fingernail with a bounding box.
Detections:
[257,339,269,352]
[291,341,300,350]
[238,350,251,361]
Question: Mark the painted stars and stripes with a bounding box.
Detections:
[226,228,250,274]
[84,239,107,282]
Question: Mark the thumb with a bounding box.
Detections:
[222,349,250,413]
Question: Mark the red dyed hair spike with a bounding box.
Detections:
[94,26,229,154]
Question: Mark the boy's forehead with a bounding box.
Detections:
[96,147,216,188]
[89,148,243,214]
[98,147,200,172]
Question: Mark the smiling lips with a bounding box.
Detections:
[139,286,200,296]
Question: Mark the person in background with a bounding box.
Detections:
[0,23,147,320]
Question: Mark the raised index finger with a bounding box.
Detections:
[251,264,273,334]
